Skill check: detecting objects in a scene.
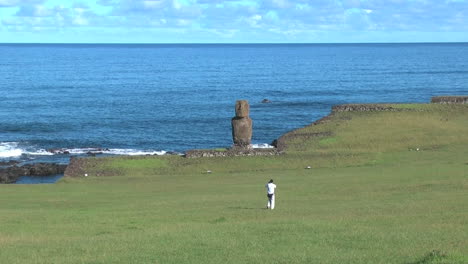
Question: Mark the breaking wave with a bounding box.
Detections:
[0,142,168,159]
[0,142,53,158]
[47,148,168,156]
[1,141,274,161]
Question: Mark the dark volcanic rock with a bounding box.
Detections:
[165,151,181,155]
[185,148,281,158]
[332,104,399,112]
[47,148,71,155]
[0,166,24,183]
[25,163,67,176]
[431,96,468,104]
[47,148,61,154]
[64,157,86,177]
[0,160,20,167]
[0,163,67,184]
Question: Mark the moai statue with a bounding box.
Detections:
[231,100,253,148]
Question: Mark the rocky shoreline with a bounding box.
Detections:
[185,147,281,158]
[0,163,67,184]
[3,96,467,182]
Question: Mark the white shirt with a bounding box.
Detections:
[266,183,276,194]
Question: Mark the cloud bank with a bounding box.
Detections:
[1,0,467,42]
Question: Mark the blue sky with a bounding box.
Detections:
[0,0,467,43]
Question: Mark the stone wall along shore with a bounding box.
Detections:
[332,104,402,112]
[431,96,468,104]
[185,147,281,158]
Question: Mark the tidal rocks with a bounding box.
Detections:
[231,100,252,148]
[48,148,64,154]
[0,166,24,183]
[26,163,67,176]
[0,160,20,167]
[47,148,71,155]
[0,163,67,184]
[261,98,272,103]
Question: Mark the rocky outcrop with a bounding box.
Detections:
[231,100,253,148]
[431,96,468,104]
[332,104,401,112]
[25,163,67,176]
[0,160,20,167]
[63,157,87,178]
[64,157,128,177]
[185,148,281,158]
[0,163,67,184]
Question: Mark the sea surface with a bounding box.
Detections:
[1,43,467,164]
[15,174,64,184]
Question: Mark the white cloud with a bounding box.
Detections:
[0,0,43,7]
[271,0,290,8]
[247,14,262,27]
[176,18,190,26]
[142,0,164,9]
[1,0,468,41]
[72,16,88,25]
[0,0,18,6]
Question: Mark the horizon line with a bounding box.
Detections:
[1,41,468,45]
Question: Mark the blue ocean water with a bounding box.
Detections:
[15,174,63,184]
[1,43,467,163]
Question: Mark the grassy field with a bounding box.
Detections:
[1,104,467,264]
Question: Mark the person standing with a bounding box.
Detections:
[266,179,277,209]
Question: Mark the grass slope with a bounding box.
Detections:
[1,104,467,264]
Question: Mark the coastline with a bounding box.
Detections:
[2,96,467,182]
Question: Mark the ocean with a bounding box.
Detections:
[1,43,467,164]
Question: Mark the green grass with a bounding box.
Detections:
[1,104,467,264]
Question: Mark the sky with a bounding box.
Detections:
[0,0,467,43]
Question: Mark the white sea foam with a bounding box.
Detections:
[106,149,167,156]
[252,143,275,149]
[0,142,23,158]
[48,148,167,156]
[27,150,54,156]
[0,142,54,158]
[0,142,167,159]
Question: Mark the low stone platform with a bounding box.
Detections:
[431,96,468,104]
[332,104,402,112]
[185,148,281,158]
